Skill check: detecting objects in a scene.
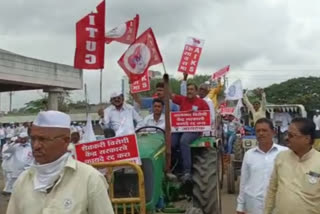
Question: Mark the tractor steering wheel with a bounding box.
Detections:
[135,126,165,135]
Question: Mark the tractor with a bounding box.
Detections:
[226,104,307,194]
[92,74,224,214]
[93,126,224,214]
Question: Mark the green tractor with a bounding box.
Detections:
[95,74,224,214]
[105,126,224,214]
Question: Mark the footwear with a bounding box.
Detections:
[180,173,192,183]
[1,191,11,196]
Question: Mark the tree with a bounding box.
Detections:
[263,76,320,113]
[20,97,48,113]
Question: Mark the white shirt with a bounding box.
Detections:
[0,127,5,139]
[2,142,33,178]
[313,114,320,130]
[6,127,15,138]
[104,103,143,136]
[6,156,114,214]
[142,114,165,130]
[237,143,288,214]
[273,112,292,133]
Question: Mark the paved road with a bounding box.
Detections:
[0,166,238,214]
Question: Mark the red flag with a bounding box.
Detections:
[212,65,230,80]
[105,15,139,45]
[118,28,163,82]
[74,0,105,69]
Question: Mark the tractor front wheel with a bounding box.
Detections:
[192,148,221,214]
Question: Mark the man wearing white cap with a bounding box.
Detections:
[1,137,17,195]
[7,111,114,214]
[104,91,143,136]
[1,132,33,194]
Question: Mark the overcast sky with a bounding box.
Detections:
[1,0,320,111]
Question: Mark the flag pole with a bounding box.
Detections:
[99,69,103,104]
[162,62,167,74]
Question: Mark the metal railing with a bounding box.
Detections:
[92,161,146,214]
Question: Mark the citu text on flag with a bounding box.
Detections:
[74,0,105,69]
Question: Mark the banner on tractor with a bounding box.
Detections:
[171,110,211,132]
[75,134,140,164]
[105,14,139,45]
[212,65,230,80]
[74,0,105,69]
[130,71,150,93]
[177,37,205,75]
[220,107,235,115]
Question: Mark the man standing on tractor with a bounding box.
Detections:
[237,118,287,214]
[132,82,179,113]
[264,118,320,214]
[181,73,215,127]
[171,82,209,182]
[273,108,292,145]
[243,88,267,125]
[208,77,223,109]
[103,91,143,136]
[313,109,320,130]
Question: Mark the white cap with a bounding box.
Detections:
[11,136,18,142]
[110,91,123,99]
[71,126,78,134]
[33,111,71,129]
[19,132,29,138]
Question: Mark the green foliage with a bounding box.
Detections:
[263,76,320,112]
[20,97,48,113]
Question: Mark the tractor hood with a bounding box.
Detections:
[136,133,165,159]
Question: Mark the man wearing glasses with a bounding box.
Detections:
[264,118,320,214]
[6,111,114,214]
[103,91,143,136]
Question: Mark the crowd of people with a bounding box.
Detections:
[1,75,320,214]
[0,121,86,196]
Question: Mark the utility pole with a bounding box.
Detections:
[84,84,89,117]
[9,91,13,112]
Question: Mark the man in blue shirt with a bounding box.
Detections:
[132,82,179,112]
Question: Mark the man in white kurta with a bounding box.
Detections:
[236,118,287,214]
[2,132,33,193]
[6,111,114,214]
[104,91,143,136]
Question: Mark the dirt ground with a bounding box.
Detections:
[0,163,237,214]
